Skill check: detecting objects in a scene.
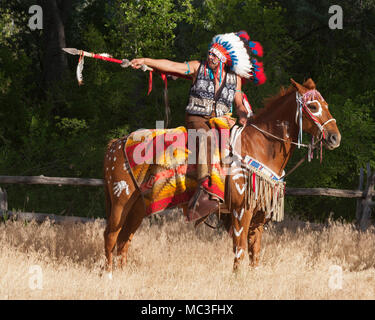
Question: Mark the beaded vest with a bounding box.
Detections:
[185,62,237,117]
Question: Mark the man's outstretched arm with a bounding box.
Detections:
[130,58,200,79]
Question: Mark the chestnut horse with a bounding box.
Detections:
[102,78,341,277]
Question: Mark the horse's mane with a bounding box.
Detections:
[252,85,296,121]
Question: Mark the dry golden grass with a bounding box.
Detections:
[1,209,375,300]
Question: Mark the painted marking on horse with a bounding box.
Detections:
[114,157,117,162]
[235,182,246,195]
[233,226,244,237]
[306,100,322,117]
[232,169,247,195]
[235,247,244,259]
[277,120,290,139]
[232,173,246,180]
[233,208,244,221]
[113,180,130,197]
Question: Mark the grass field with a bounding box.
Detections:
[1,210,375,300]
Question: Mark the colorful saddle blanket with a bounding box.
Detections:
[124,116,235,215]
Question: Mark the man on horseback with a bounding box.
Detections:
[131,32,255,222]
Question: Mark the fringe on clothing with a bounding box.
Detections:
[242,164,285,222]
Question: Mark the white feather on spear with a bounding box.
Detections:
[76,52,112,86]
[76,53,85,86]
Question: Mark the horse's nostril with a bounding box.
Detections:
[328,133,341,147]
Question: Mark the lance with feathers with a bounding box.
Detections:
[62,48,153,85]
[62,47,178,127]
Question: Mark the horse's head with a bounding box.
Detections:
[291,78,341,150]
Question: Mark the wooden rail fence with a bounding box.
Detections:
[1,164,374,229]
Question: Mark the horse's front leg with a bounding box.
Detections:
[232,207,252,271]
[247,211,266,268]
[248,224,264,268]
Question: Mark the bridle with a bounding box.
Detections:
[248,90,337,178]
[295,91,336,147]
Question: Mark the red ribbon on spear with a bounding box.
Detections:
[62,48,153,86]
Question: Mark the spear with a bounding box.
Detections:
[62,48,153,85]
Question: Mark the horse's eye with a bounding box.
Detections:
[308,104,318,112]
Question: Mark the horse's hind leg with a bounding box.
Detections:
[104,202,128,277]
[103,137,137,277]
[103,183,138,277]
[116,195,146,269]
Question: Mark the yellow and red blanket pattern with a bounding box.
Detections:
[124,115,235,215]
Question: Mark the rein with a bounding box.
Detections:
[249,123,311,148]
[249,122,323,179]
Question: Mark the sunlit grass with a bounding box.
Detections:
[1,210,375,299]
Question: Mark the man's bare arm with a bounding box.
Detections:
[130,58,200,79]
[234,76,248,126]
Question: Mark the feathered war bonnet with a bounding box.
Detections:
[208,32,253,79]
[236,30,266,85]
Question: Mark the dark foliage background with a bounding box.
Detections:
[1,0,374,221]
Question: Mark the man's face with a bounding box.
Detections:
[208,52,220,70]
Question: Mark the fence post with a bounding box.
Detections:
[359,163,374,231]
[0,187,8,215]
[355,167,364,222]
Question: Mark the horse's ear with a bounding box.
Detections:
[290,78,307,94]
[303,78,316,90]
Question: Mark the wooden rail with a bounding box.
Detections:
[0,175,372,198]
[286,188,368,198]
[1,164,374,229]
[0,175,104,186]
[2,210,103,224]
